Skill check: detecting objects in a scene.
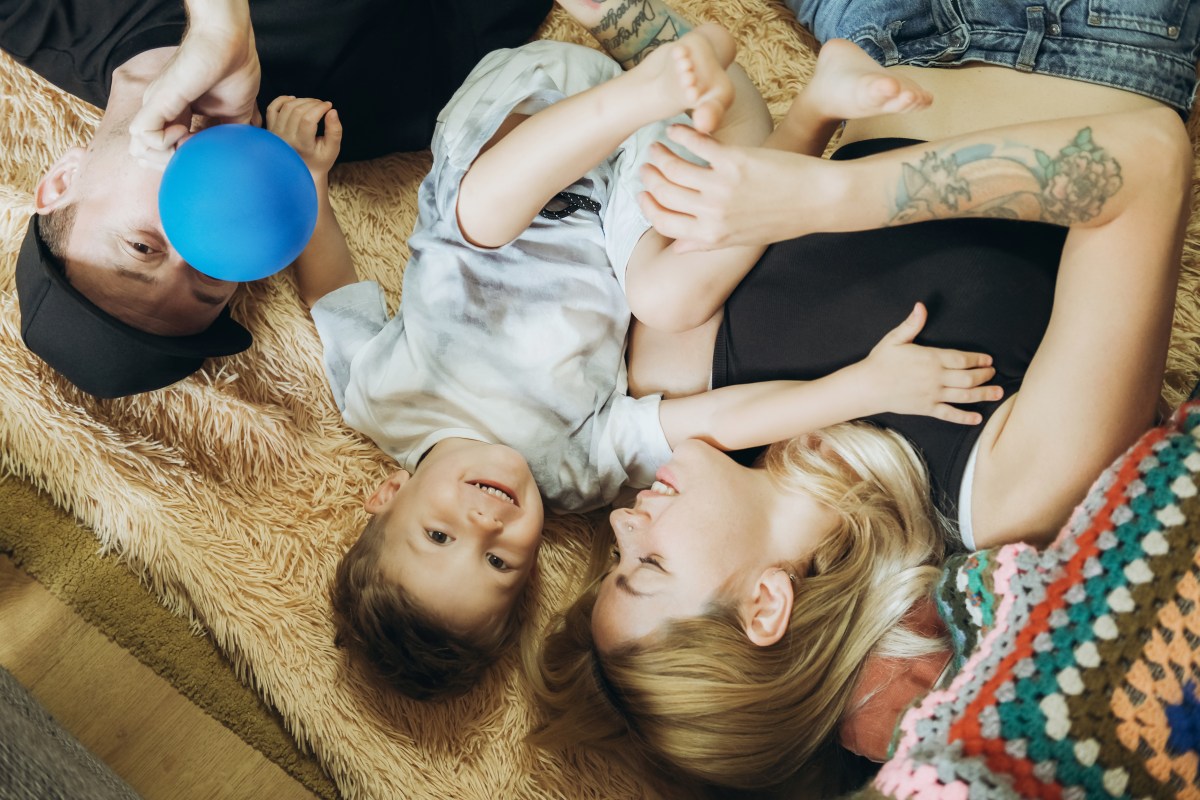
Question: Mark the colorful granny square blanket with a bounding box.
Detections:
[857,401,1200,799]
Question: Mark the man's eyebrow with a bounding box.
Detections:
[615,574,649,598]
[192,288,227,306]
[114,265,155,284]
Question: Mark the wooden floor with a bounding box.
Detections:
[0,555,317,800]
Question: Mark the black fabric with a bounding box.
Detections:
[0,0,554,161]
[0,0,185,109]
[713,138,1065,523]
[15,216,252,398]
[3,0,551,397]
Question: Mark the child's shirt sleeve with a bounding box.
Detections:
[602,113,693,292]
[308,281,389,411]
[598,393,674,491]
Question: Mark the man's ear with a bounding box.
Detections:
[743,568,795,647]
[34,147,87,214]
[364,469,412,514]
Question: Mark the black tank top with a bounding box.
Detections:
[713,138,1065,525]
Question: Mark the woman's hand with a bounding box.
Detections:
[265,96,343,184]
[638,124,834,250]
[861,303,1002,425]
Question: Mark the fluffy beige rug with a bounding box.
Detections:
[1,2,1198,799]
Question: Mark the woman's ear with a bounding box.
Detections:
[364,469,411,514]
[34,148,87,213]
[743,568,795,647]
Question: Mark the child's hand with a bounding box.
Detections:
[862,302,1002,425]
[265,95,342,182]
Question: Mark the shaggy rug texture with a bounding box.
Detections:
[0,476,338,799]
[1,2,1199,799]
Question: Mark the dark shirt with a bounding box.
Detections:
[713,138,1065,524]
[0,0,552,160]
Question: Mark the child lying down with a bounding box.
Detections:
[268,26,993,700]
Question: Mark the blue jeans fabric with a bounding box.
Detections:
[784,0,1200,115]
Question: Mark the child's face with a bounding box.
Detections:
[367,438,544,634]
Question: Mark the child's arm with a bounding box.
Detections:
[265,95,357,306]
[657,303,1001,450]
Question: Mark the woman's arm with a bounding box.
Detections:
[639,106,1180,248]
[658,303,1000,450]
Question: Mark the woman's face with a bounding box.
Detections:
[591,439,836,651]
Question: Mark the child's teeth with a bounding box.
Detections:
[651,480,677,495]
[474,483,514,503]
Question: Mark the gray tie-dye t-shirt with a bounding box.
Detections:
[310,41,677,512]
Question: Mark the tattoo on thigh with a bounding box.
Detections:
[889,127,1124,227]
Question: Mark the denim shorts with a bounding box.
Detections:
[784,0,1200,115]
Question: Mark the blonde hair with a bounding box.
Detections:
[529,422,947,789]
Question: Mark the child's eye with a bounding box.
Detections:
[609,547,620,561]
[426,530,451,545]
[486,553,509,571]
[639,556,663,569]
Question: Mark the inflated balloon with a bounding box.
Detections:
[158,124,318,282]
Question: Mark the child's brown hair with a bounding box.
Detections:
[330,513,523,701]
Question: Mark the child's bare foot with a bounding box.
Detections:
[639,22,736,134]
[805,38,932,121]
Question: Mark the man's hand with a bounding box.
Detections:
[859,303,1002,425]
[638,124,832,250]
[128,0,261,168]
[265,96,343,184]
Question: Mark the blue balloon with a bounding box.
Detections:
[158,124,318,282]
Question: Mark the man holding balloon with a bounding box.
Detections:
[4,0,552,397]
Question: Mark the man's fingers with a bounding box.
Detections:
[130,122,191,169]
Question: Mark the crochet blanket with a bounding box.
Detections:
[860,401,1200,799]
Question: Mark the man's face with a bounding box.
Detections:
[37,137,238,336]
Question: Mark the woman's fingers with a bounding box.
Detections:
[641,162,703,216]
[637,191,699,242]
[665,123,726,163]
[644,141,713,199]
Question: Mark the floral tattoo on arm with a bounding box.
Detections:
[889,128,1123,226]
